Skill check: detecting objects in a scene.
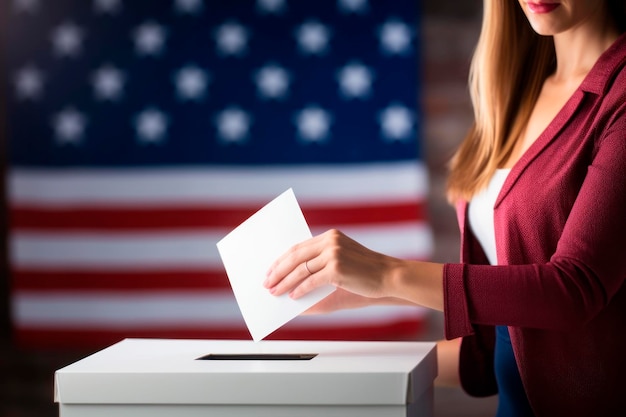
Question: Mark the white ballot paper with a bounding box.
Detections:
[216,188,336,341]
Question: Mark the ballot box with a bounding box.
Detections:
[55,338,438,417]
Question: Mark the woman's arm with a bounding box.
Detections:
[264,229,445,311]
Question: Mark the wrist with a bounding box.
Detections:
[384,258,413,299]
[388,260,444,311]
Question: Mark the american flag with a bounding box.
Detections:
[5,0,432,348]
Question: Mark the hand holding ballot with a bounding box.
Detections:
[264,229,406,307]
[216,189,336,341]
[263,197,445,314]
[217,188,444,342]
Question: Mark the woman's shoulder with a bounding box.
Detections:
[581,33,626,97]
[600,33,626,95]
[605,43,626,112]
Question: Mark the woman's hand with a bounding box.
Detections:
[264,229,402,302]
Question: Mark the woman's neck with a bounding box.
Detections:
[552,15,620,83]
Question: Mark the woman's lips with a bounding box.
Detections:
[527,2,561,13]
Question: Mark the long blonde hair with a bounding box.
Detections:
[446,0,555,202]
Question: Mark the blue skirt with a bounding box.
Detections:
[494,326,535,417]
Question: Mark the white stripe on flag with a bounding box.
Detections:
[8,162,428,206]
[11,222,432,269]
[12,291,427,329]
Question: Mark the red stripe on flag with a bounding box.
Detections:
[13,319,425,349]
[12,269,231,291]
[10,201,426,231]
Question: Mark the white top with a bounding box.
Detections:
[468,169,511,266]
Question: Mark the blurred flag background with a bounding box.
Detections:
[4,0,432,349]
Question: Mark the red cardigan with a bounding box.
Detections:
[443,33,626,416]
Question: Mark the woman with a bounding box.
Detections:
[264,1,626,415]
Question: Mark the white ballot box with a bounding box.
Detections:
[55,338,437,417]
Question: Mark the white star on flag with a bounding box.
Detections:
[174,65,209,101]
[379,20,413,55]
[133,21,167,56]
[379,104,414,140]
[215,107,252,143]
[255,64,290,99]
[174,0,203,15]
[92,65,125,101]
[52,107,87,144]
[215,22,249,56]
[338,0,369,14]
[51,22,83,57]
[337,62,373,99]
[257,0,286,14]
[295,106,332,142]
[14,66,44,100]
[135,108,169,143]
[296,21,331,55]
[93,0,122,15]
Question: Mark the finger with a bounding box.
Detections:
[269,260,313,296]
[264,235,324,287]
[286,256,326,298]
[264,250,307,290]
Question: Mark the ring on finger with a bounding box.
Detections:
[304,260,313,275]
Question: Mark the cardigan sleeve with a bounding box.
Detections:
[443,98,626,339]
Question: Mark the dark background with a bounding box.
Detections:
[0,1,498,416]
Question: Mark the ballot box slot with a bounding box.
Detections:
[196,353,318,361]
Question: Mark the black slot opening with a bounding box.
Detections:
[196,353,317,361]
